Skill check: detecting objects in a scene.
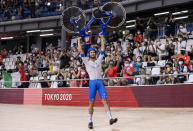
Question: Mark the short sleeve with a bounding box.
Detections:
[80,54,88,64]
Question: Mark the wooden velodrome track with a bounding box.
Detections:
[0,104,193,131]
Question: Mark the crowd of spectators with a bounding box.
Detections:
[1,10,193,88]
[0,0,125,22]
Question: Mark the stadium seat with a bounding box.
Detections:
[135,77,141,85]
[51,81,58,88]
[151,67,161,75]
[152,61,158,65]
[30,77,34,81]
[8,61,13,66]
[157,60,166,67]
[160,39,166,44]
[4,62,8,66]
[186,40,193,51]
[142,62,147,68]
[6,58,9,62]
[2,58,6,62]
[38,71,42,76]
[50,75,58,88]
[34,77,39,81]
[50,75,56,81]
[146,67,152,75]
[36,83,42,88]
[185,74,193,83]
[29,77,36,88]
[5,65,10,70]
[39,76,44,80]
[9,58,13,62]
[10,65,15,69]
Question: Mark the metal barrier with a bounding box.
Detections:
[1,72,193,88]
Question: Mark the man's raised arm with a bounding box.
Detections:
[99,34,105,51]
[77,37,83,54]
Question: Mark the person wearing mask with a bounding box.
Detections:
[127,33,134,43]
[173,36,186,54]
[178,49,191,72]
[134,30,144,44]
[40,72,51,88]
[105,56,122,86]
[177,24,188,38]
[133,42,143,61]
[172,49,190,70]
[78,67,89,87]
[147,40,157,62]
[120,58,134,85]
[164,63,174,84]
[166,39,175,58]
[55,69,67,88]
[156,40,167,60]
[29,61,38,77]
[105,50,113,64]
[59,50,70,69]
[177,58,190,83]
[133,56,143,75]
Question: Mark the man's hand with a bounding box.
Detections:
[77,37,81,41]
[99,32,104,38]
[77,37,83,54]
[99,32,105,51]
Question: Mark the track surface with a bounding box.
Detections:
[0,104,193,131]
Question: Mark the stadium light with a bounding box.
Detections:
[126,20,136,23]
[41,29,54,32]
[172,10,188,15]
[1,37,14,40]
[47,2,51,6]
[175,16,189,20]
[26,30,41,33]
[126,25,135,28]
[154,12,169,16]
[40,33,54,37]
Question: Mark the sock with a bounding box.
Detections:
[107,112,112,120]
[89,114,93,123]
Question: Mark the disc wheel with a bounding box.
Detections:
[101,2,126,28]
[61,6,86,33]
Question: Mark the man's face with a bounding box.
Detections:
[89,50,96,59]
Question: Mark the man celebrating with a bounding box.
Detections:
[77,34,118,129]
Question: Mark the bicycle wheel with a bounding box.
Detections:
[61,6,86,33]
[101,2,126,28]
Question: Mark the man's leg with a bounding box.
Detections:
[102,98,117,125]
[88,80,97,129]
[88,101,95,121]
[88,100,95,129]
[98,80,118,125]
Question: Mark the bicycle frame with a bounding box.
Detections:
[72,12,113,37]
